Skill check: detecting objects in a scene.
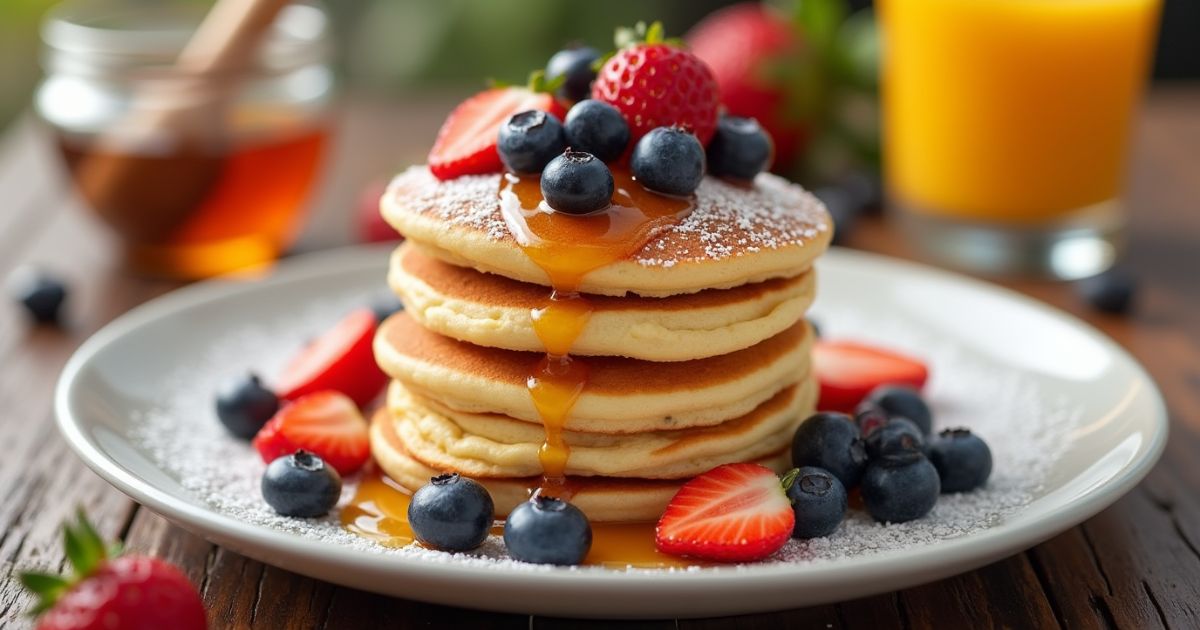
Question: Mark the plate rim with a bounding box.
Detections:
[53,245,1169,613]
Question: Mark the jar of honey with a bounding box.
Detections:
[37,1,334,279]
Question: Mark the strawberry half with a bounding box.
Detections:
[276,308,387,409]
[813,340,929,412]
[253,391,370,475]
[428,87,564,180]
[655,463,794,563]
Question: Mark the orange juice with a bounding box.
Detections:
[881,0,1160,224]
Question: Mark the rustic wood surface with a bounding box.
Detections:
[0,86,1197,629]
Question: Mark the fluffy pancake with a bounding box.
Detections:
[386,376,815,479]
[389,243,817,361]
[375,311,813,433]
[369,409,793,522]
[382,166,832,297]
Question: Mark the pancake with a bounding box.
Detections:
[375,311,813,433]
[389,243,817,361]
[382,166,832,297]
[386,375,815,479]
[369,409,793,522]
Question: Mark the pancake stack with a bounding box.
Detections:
[372,165,832,522]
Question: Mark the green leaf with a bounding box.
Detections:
[526,69,565,95]
[486,78,513,89]
[590,51,615,73]
[645,21,664,45]
[19,572,69,617]
[780,468,801,494]
[794,0,849,55]
[64,509,107,577]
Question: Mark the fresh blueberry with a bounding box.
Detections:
[927,428,993,493]
[861,456,940,523]
[540,150,613,215]
[7,266,67,325]
[370,293,404,323]
[498,110,567,175]
[864,417,924,461]
[564,100,630,163]
[503,495,592,565]
[859,386,932,436]
[706,115,773,180]
[630,127,705,196]
[791,412,868,489]
[408,473,495,552]
[1077,268,1137,314]
[854,405,888,438]
[215,373,279,439]
[261,450,342,517]
[546,46,601,102]
[783,467,847,539]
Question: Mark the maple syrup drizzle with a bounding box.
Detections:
[498,170,692,495]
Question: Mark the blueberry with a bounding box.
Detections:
[370,293,404,323]
[927,428,993,493]
[861,456,940,523]
[215,373,279,439]
[630,127,705,197]
[854,405,888,438]
[540,150,613,215]
[783,467,847,539]
[503,495,592,565]
[408,473,495,551]
[498,110,567,175]
[706,115,773,180]
[864,417,925,461]
[1077,268,1136,314]
[859,386,932,436]
[791,412,868,489]
[7,266,67,325]
[564,100,630,163]
[546,46,601,102]
[261,450,342,517]
[813,185,859,247]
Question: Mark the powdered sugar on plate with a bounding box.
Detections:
[130,291,1077,572]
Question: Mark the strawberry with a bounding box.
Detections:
[813,340,929,412]
[687,3,808,165]
[591,21,720,146]
[276,308,387,409]
[357,178,401,243]
[253,391,370,475]
[21,511,206,630]
[428,86,564,180]
[655,463,794,563]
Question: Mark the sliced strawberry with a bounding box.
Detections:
[428,87,564,180]
[655,463,794,563]
[276,308,387,409]
[253,391,370,475]
[813,340,929,412]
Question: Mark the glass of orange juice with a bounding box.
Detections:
[879,0,1161,278]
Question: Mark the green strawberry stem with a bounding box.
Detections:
[486,70,565,95]
[780,468,802,495]
[19,509,116,616]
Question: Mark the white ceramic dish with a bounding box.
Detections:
[56,246,1166,619]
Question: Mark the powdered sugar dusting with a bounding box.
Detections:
[129,290,1077,572]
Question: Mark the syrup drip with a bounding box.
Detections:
[499,170,692,494]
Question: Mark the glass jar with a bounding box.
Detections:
[37,0,335,279]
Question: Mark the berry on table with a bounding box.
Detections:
[592,21,720,145]
[861,452,940,523]
[782,466,847,539]
[790,412,868,489]
[927,428,993,493]
[215,372,280,439]
[253,391,371,476]
[564,99,630,163]
[706,115,773,180]
[631,127,705,196]
[812,340,929,412]
[408,473,495,552]
[261,450,343,517]
[859,385,933,436]
[504,495,592,565]
[498,110,567,175]
[428,86,565,180]
[1077,268,1137,314]
[20,511,206,630]
[655,463,794,562]
[863,417,925,461]
[540,150,614,215]
[546,46,601,103]
[7,266,67,325]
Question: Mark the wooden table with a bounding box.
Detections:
[1,87,1197,629]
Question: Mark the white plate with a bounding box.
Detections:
[56,246,1166,619]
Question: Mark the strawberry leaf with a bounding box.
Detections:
[64,509,107,578]
[780,468,802,494]
[18,571,69,615]
[644,21,664,45]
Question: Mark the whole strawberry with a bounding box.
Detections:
[591,21,720,146]
[21,511,206,630]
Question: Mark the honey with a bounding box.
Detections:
[498,170,692,493]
